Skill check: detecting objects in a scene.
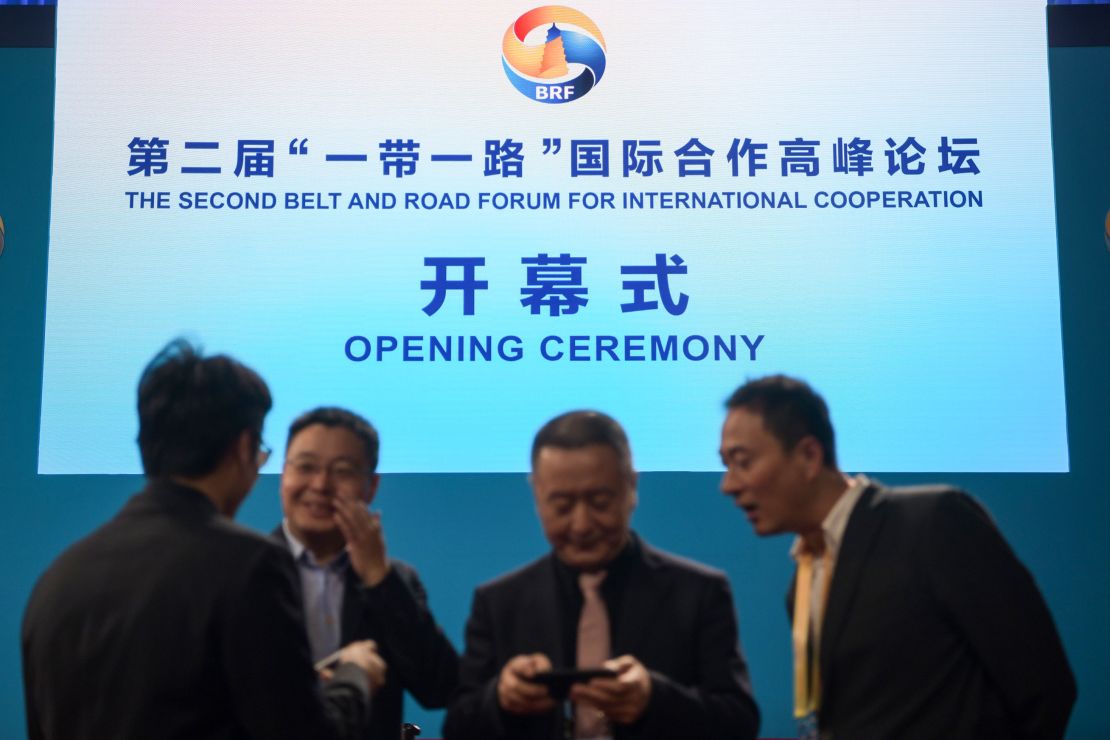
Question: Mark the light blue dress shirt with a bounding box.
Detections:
[282,519,349,664]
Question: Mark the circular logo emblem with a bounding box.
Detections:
[502,6,607,104]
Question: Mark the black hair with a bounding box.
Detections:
[286,407,380,473]
[137,339,271,477]
[531,410,633,473]
[725,374,838,467]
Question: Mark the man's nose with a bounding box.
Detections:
[308,467,335,490]
[569,501,593,533]
[720,468,742,496]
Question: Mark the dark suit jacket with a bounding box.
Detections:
[21,480,370,740]
[798,482,1076,740]
[274,527,459,740]
[444,534,760,740]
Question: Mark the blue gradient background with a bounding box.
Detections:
[7,2,1110,738]
[37,1,1067,473]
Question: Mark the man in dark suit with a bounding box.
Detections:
[719,374,1076,740]
[21,339,385,740]
[274,406,458,740]
[445,410,760,740]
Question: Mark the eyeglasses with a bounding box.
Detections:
[257,442,272,468]
[284,457,369,485]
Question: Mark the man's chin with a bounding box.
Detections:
[750,520,781,538]
[292,518,340,537]
[557,546,614,571]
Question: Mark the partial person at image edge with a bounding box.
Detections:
[719,374,1076,740]
[21,339,385,740]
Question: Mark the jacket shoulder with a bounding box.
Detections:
[207,515,292,559]
[389,558,421,582]
[472,553,553,599]
[872,482,970,514]
[640,541,730,585]
[867,483,997,540]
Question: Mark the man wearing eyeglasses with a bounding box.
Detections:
[275,407,459,740]
[22,340,384,740]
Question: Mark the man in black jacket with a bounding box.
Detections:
[275,406,458,740]
[719,374,1076,740]
[445,410,759,740]
[22,339,384,740]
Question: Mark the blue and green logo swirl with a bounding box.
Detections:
[502,6,607,104]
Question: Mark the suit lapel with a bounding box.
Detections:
[272,524,363,644]
[340,569,364,644]
[819,483,886,688]
[611,543,673,657]
[533,556,568,665]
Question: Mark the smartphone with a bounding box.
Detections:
[525,667,618,697]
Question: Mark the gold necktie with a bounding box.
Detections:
[793,549,832,719]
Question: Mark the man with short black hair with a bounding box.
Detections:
[445,410,760,740]
[22,340,385,740]
[719,374,1076,740]
[276,406,458,740]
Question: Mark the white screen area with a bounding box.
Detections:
[40,0,1067,473]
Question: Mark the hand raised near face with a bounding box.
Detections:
[333,495,391,587]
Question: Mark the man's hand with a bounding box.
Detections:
[569,654,652,725]
[333,496,391,587]
[335,639,387,691]
[497,653,556,715]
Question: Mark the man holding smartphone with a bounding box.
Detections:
[444,410,759,740]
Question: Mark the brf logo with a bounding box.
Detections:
[502,6,607,104]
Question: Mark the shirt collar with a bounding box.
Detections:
[281,518,349,570]
[790,474,869,561]
[281,518,307,560]
[552,530,640,587]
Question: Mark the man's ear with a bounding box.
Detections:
[528,472,544,517]
[235,430,255,470]
[795,435,825,479]
[364,473,381,505]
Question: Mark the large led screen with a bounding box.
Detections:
[39,0,1068,473]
